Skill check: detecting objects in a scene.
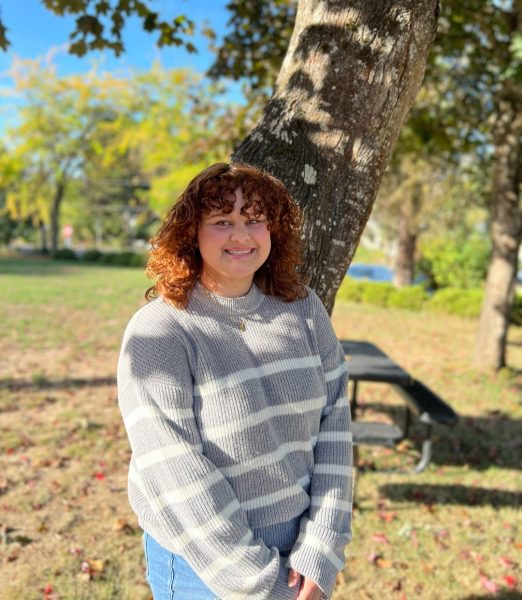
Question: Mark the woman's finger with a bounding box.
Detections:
[288,567,301,587]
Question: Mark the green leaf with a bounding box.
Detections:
[0,19,10,51]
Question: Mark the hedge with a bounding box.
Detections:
[52,249,148,267]
[336,277,522,325]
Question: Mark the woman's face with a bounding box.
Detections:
[197,187,271,296]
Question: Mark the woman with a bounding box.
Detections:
[117,163,353,600]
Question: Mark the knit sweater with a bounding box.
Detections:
[117,282,353,600]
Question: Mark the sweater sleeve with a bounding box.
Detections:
[117,315,298,600]
[285,292,353,599]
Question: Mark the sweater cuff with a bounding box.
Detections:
[285,518,349,599]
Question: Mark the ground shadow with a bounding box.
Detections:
[356,401,522,471]
[379,483,521,509]
[0,376,116,391]
[459,593,522,600]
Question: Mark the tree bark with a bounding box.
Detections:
[233,0,439,312]
[393,181,421,287]
[393,213,417,287]
[50,178,66,257]
[475,91,522,370]
[39,220,48,254]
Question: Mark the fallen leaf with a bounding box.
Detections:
[503,575,517,588]
[375,558,392,569]
[479,573,498,594]
[93,472,105,481]
[420,561,435,574]
[112,518,133,533]
[88,558,105,573]
[499,556,516,568]
[372,533,390,544]
[378,511,397,523]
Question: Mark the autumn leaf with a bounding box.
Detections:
[112,518,134,533]
[503,574,517,588]
[93,471,105,481]
[479,572,498,594]
[378,511,397,523]
[376,558,392,569]
[499,555,516,568]
[372,533,390,544]
[367,551,382,564]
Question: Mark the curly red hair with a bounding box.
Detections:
[146,162,307,307]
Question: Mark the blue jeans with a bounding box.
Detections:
[143,532,218,599]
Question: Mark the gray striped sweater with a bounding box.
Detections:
[117,282,353,599]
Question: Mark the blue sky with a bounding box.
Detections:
[0,0,242,130]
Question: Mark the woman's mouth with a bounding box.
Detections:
[224,249,255,255]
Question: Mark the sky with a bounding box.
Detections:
[0,0,243,131]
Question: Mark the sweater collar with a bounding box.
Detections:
[192,281,265,315]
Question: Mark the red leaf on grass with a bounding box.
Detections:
[43,584,53,595]
[93,472,105,481]
[378,511,397,523]
[503,575,517,588]
[479,573,498,594]
[372,533,390,544]
[499,556,516,567]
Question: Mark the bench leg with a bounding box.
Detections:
[350,380,359,417]
[413,424,432,473]
[398,407,411,441]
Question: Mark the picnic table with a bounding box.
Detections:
[340,340,459,473]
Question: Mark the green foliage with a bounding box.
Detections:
[335,279,366,303]
[53,248,77,260]
[208,0,296,91]
[388,285,428,311]
[427,287,484,318]
[0,1,196,56]
[419,236,491,289]
[83,249,148,268]
[335,279,522,324]
[361,282,394,307]
[81,249,103,262]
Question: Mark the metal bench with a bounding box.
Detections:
[351,421,403,447]
[394,380,459,473]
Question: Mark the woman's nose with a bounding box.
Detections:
[229,223,251,241]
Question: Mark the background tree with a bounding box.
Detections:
[431,0,522,370]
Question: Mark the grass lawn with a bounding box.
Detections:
[0,256,521,599]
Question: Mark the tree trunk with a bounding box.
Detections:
[50,179,66,257]
[393,182,421,287]
[475,91,522,370]
[233,0,439,312]
[39,220,48,254]
[393,213,417,287]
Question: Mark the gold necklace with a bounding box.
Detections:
[199,286,250,332]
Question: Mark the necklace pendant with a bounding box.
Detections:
[238,318,246,332]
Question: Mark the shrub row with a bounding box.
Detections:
[53,248,148,267]
[336,278,522,324]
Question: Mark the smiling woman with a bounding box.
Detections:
[117,162,353,600]
[197,187,272,298]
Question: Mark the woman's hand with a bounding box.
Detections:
[288,568,326,599]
